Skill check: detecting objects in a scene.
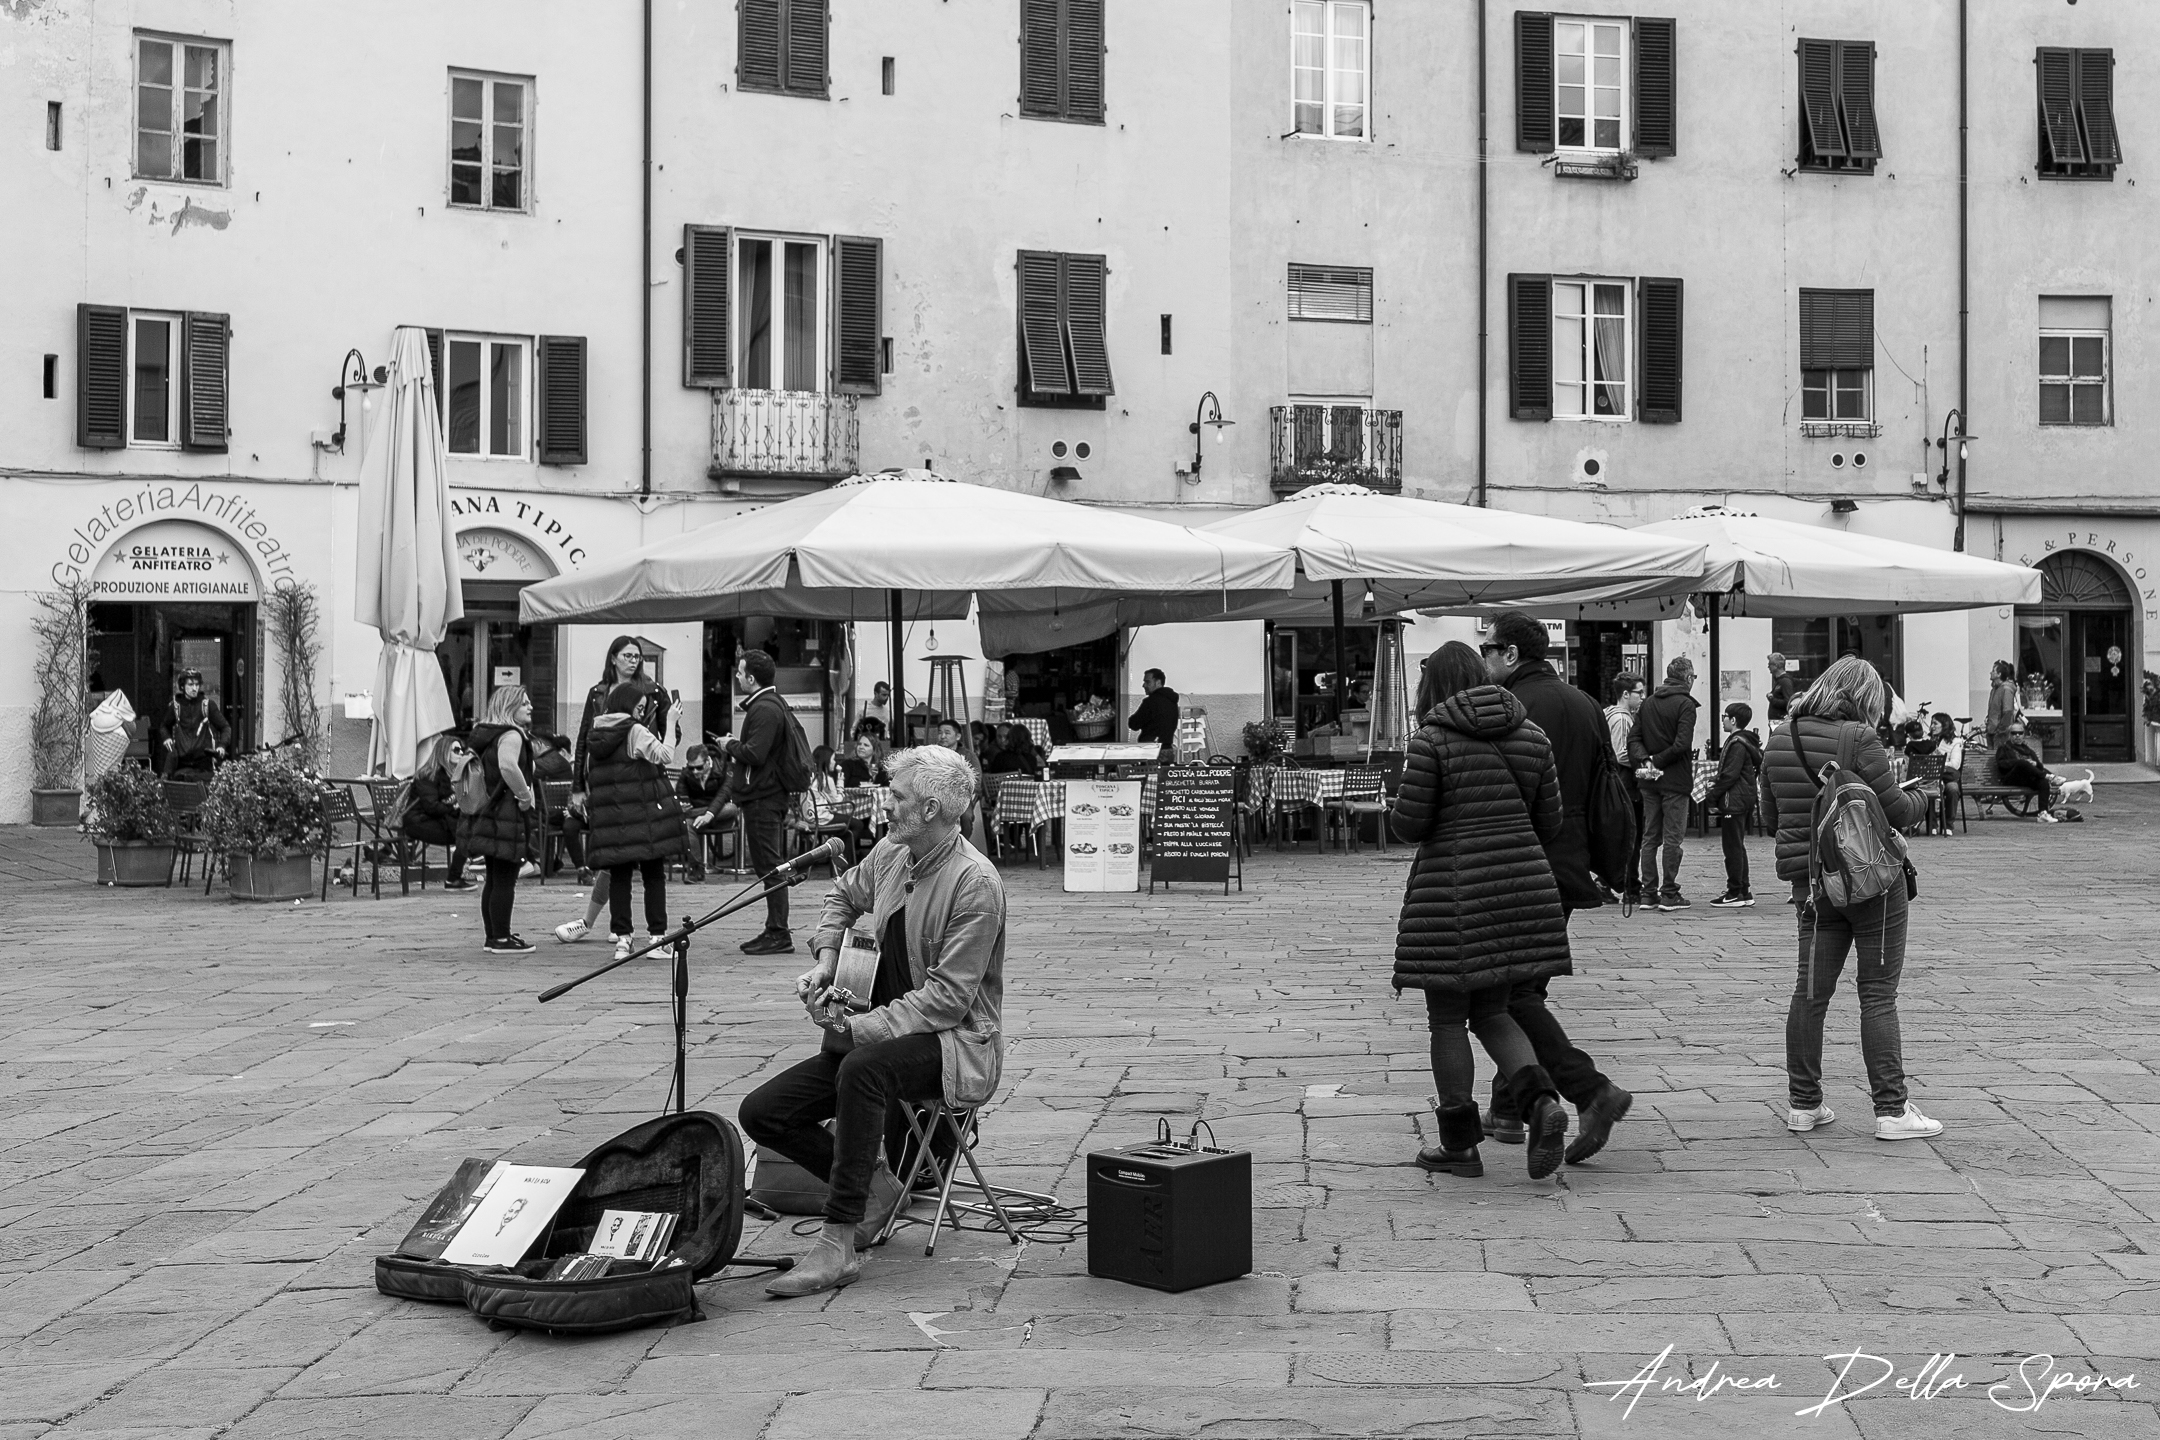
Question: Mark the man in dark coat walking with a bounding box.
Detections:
[1629,656,1700,911]
[1481,612,1633,1164]
[720,648,802,954]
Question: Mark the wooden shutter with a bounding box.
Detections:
[1798,289,1873,371]
[1638,278,1683,424]
[1838,41,1882,160]
[1798,39,1844,159]
[1507,273,1552,422]
[424,328,446,428]
[832,235,882,396]
[739,0,783,91]
[784,0,829,97]
[1633,17,1677,158]
[1017,250,1069,395]
[1065,0,1104,122]
[76,303,126,449]
[1516,12,1555,153]
[2037,48,2084,166]
[1063,253,1114,396]
[1019,0,1062,116]
[536,334,587,466]
[2076,48,2121,166]
[180,311,230,452]
[683,223,732,387]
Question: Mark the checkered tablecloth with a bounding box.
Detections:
[992,779,1065,830]
[1017,717,1051,751]
[835,787,888,827]
[1271,769,1346,807]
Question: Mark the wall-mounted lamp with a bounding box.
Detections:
[1183,390,1235,483]
[328,348,387,451]
[1934,408,1975,486]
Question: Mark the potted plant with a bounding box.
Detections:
[200,752,328,901]
[30,576,92,826]
[82,764,179,886]
[1242,718,1291,766]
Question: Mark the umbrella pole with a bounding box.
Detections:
[889,588,908,749]
[1705,592,1720,759]
[1332,579,1348,729]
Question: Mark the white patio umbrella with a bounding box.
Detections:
[356,327,464,777]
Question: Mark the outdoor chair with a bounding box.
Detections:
[363,777,423,895]
[1235,763,1274,853]
[1325,765,1390,852]
[162,779,210,887]
[874,1101,1054,1258]
[320,786,380,901]
[538,779,575,882]
[1907,753,1948,836]
[788,791,857,870]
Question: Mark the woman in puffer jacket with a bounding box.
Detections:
[1759,656,1939,1143]
[1389,641,1574,1182]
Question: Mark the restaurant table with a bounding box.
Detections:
[1270,769,1347,807]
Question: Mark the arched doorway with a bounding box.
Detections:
[440,528,560,736]
[2015,551,2134,762]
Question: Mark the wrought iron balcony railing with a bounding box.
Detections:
[1268,404,1404,495]
[710,388,860,482]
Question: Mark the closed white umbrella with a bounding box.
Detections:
[356,327,464,777]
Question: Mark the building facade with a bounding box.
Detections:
[3,0,2153,818]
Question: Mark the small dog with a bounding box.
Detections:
[2059,769,2096,805]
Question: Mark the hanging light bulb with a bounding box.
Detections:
[925,626,939,653]
[1360,585,1377,620]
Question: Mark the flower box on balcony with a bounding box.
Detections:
[1268,405,1403,496]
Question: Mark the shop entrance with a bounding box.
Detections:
[439,529,559,737]
[1568,620,1651,702]
[996,633,1119,741]
[1267,621,1378,739]
[1772,613,1901,696]
[703,618,841,751]
[2015,551,2133,762]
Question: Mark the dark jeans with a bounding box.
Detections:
[608,859,667,936]
[739,1032,944,1226]
[402,817,466,882]
[1720,809,1751,897]
[553,810,584,871]
[1998,752,2052,796]
[1425,987,1537,1114]
[481,855,520,941]
[1626,791,1648,897]
[1488,976,1608,1119]
[744,795,790,932]
[1638,786,1689,895]
[1787,888,1909,1116]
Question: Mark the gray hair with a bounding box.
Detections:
[888,744,977,822]
[1790,655,1887,725]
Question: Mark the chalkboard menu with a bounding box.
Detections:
[1150,768,1240,893]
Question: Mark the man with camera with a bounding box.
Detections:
[738,744,1008,1298]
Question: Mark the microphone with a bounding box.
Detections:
[763,836,846,883]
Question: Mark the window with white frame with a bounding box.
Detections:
[1555,17,1626,152]
[737,232,827,392]
[2039,296,2110,425]
[1552,279,1629,419]
[135,33,227,184]
[1801,368,1871,422]
[1292,0,1369,141]
[128,312,182,446]
[449,71,530,211]
[444,334,529,457]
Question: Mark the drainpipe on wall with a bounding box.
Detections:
[1476,0,1490,508]
[640,0,654,498]
[1953,0,1969,549]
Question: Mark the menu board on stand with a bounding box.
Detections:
[1149,768,1241,895]
[1062,780,1143,893]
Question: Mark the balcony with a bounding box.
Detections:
[1268,404,1403,496]
[709,388,860,484]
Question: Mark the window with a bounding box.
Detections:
[444,334,528,457]
[1798,288,1874,423]
[2039,296,2111,426]
[1515,13,1675,159]
[679,224,880,394]
[1507,273,1680,423]
[1016,250,1113,406]
[1020,0,1105,124]
[738,234,825,392]
[739,0,829,99]
[449,72,528,211]
[1287,264,1373,322]
[77,305,227,451]
[1293,1,1368,141]
[134,33,226,184]
[1797,39,1881,171]
[1552,279,1629,418]
[2037,47,2120,179]
[130,312,180,446]
[46,101,61,151]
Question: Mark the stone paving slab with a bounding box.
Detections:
[3,789,2160,1437]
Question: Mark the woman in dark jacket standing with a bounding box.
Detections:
[583,682,687,962]
[461,685,539,955]
[1390,642,1574,1181]
[1760,656,1939,1143]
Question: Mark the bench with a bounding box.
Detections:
[1958,747,2043,824]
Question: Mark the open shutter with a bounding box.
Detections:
[784,0,829,96]
[1515,12,1555,153]
[1064,253,1114,396]
[1065,0,1104,122]
[1018,250,1069,395]
[536,335,587,466]
[831,235,882,396]
[1638,278,1683,424]
[683,223,733,388]
[76,303,126,449]
[1838,41,1882,160]
[424,328,446,429]
[1507,273,1552,422]
[1799,289,1873,371]
[739,0,783,91]
[180,311,230,452]
[1633,17,1677,157]
[2037,48,2085,166]
[1798,39,1845,159]
[2076,48,2121,166]
[1019,0,1063,116]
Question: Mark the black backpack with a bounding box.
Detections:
[1583,743,1640,892]
[767,695,813,795]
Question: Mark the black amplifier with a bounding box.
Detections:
[1086,1130,1250,1293]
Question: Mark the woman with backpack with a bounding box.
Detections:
[461,685,540,955]
[1390,641,1575,1182]
[1760,656,1938,1142]
[581,681,686,962]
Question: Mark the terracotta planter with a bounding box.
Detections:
[226,851,315,902]
[31,788,80,827]
[94,841,177,887]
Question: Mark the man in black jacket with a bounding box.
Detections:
[719,649,798,954]
[1708,702,1762,906]
[1481,612,1634,1165]
[1127,669,1180,752]
[1629,656,1700,912]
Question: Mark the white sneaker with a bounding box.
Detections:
[518,860,542,878]
[554,919,592,944]
[612,933,636,960]
[645,933,670,955]
[1786,1104,1835,1133]
[1875,1104,1944,1141]
[2036,811,2059,824]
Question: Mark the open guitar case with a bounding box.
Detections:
[374,1110,761,1335]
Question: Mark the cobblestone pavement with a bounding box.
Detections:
[4,791,2159,1440]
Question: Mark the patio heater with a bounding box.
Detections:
[1368,619,1411,757]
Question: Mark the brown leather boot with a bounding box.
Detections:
[764,1224,863,1299]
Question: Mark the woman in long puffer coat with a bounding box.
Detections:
[1390,641,1575,1181]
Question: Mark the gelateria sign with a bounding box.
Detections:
[51,483,297,589]
[2014,529,2158,620]
[91,520,260,601]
